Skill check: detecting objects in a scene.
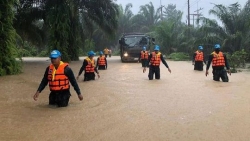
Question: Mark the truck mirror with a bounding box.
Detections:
[119,38,125,45]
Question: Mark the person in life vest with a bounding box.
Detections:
[192,46,206,71]
[144,45,171,80]
[108,49,112,57]
[77,51,100,81]
[96,51,107,70]
[138,46,149,68]
[103,47,109,58]
[33,50,83,107]
[206,44,231,82]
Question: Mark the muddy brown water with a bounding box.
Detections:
[0,56,250,141]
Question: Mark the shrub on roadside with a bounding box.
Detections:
[225,49,248,73]
[167,52,190,61]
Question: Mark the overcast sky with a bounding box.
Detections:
[115,0,247,23]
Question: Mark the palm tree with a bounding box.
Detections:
[14,0,120,61]
[78,0,119,56]
[14,0,47,54]
[139,2,160,28]
[199,2,250,53]
[117,3,134,34]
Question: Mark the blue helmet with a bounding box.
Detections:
[214,44,221,49]
[198,46,203,50]
[88,51,96,56]
[50,50,61,58]
[154,45,160,51]
[143,46,146,51]
[99,51,103,55]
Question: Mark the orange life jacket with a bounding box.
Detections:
[48,62,69,91]
[104,49,109,54]
[212,51,225,66]
[140,51,149,59]
[98,56,106,66]
[195,50,204,61]
[150,52,161,66]
[85,57,95,73]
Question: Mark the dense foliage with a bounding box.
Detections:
[1,0,250,76]
[0,0,22,76]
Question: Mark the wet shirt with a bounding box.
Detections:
[148,52,169,68]
[37,66,81,95]
[206,52,230,70]
[78,59,99,75]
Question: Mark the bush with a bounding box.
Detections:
[38,50,49,57]
[168,52,190,61]
[18,41,38,57]
[112,49,120,56]
[225,49,248,73]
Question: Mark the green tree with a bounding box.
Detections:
[0,0,22,76]
[139,2,160,28]
[117,3,134,34]
[163,4,183,23]
[13,0,119,61]
[199,2,250,53]
[47,0,71,62]
[14,0,46,48]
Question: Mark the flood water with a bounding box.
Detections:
[0,56,250,141]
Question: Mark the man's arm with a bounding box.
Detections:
[206,55,213,70]
[203,53,206,64]
[94,67,99,74]
[160,54,169,68]
[65,66,81,95]
[96,58,99,68]
[224,54,230,70]
[78,59,88,76]
[37,67,49,93]
[147,54,152,66]
[105,58,108,69]
[138,52,141,61]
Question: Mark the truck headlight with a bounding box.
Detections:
[124,52,128,57]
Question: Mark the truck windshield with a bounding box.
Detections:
[124,36,148,47]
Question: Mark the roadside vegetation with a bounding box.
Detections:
[1,0,250,76]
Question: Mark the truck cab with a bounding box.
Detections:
[119,33,155,62]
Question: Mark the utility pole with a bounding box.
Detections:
[194,8,203,27]
[188,0,190,26]
[189,14,199,27]
[189,8,203,27]
[160,0,165,21]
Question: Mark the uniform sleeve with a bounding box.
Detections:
[65,66,81,95]
[78,59,88,76]
[224,54,230,70]
[160,54,169,68]
[206,55,213,70]
[37,67,49,93]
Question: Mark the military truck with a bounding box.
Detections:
[118,33,155,62]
